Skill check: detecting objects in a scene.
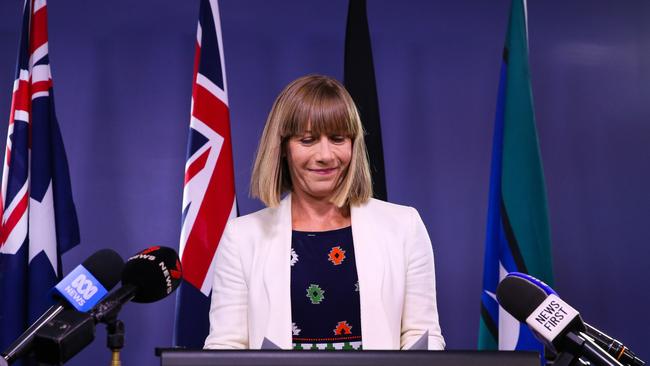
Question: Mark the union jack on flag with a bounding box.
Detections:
[0,0,80,355]
[174,0,237,348]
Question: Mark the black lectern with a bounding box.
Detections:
[156,349,539,366]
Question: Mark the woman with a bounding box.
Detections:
[204,75,444,351]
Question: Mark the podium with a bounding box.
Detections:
[156,349,539,366]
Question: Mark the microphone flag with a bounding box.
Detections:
[478,0,554,359]
[0,0,81,360]
[173,0,237,348]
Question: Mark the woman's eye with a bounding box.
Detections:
[330,135,346,143]
[299,137,315,144]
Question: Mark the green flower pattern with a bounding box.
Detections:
[306,284,325,304]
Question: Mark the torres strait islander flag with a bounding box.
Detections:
[0,0,81,357]
[478,0,554,360]
[173,0,237,348]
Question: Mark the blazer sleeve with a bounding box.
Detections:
[400,207,445,350]
[204,221,249,349]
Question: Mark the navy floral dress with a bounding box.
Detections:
[290,226,362,350]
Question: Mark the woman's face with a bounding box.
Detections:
[286,131,352,201]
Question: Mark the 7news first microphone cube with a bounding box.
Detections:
[34,310,95,364]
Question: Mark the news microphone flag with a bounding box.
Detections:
[173,0,237,348]
[0,0,80,357]
[344,0,387,201]
[478,0,554,357]
[53,265,108,312]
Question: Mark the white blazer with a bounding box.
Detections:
[204,195,445,350]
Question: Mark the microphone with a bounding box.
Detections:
[32,246,182,365]
[92,245,183,322]
[496,273,641,366]
[584,323,645,366]
[1,249,124,364]
[497,273,644,366]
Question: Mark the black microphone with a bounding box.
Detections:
[32,246,183,365]
[1,249,124,364]
[496,273,624,366]
[92,245,183,322]
[585,323,645,366]
[496,273,644,366]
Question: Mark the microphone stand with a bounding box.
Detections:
[552,351,590,366]
[106,319,124,366]
[551,332,624,366]
[91,285,136,366]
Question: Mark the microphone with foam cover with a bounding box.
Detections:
[497,273,626,366]
[2,249,124,364]
[495,271,568,334]
[122,245,183,303]
[91,245,183,323]
[497,273,644,366]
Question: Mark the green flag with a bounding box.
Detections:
[479,0,554,353]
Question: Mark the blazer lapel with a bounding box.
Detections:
[351,201,392,349]
[262,195,293,349]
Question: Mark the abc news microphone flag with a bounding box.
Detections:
[0,0,80,353]
[174,0,237,348]
[478,0,554,356]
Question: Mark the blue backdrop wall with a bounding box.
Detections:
[0,1,648,365]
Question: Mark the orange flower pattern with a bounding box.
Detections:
[333,321,353,335]
[328,246,346,265]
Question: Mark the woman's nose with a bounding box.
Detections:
[316,136,334,161]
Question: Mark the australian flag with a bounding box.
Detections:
[0,0,81,357]
[173,0,237,348]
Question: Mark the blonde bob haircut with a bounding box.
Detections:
[251,74,372,208]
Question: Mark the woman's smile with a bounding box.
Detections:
[308,167,338,175]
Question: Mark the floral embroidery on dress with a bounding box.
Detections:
[333,321,353,335]
[328,246,346,265]
[290,248,299,266]
[306,284,325,304]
